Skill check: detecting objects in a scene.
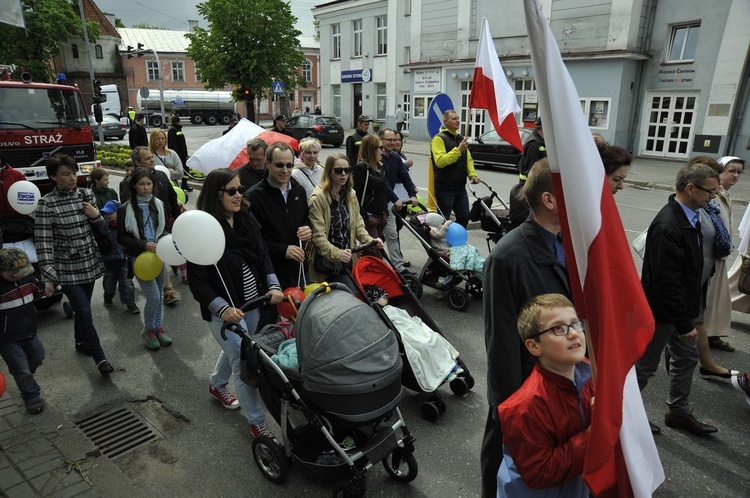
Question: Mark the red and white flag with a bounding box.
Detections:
[469,17,523,151]
[186,118,298,174]
[522,1,664,497]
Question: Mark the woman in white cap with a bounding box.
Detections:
[292,137,324,199]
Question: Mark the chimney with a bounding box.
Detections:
[188,20,199,31]
[105,14,116,27]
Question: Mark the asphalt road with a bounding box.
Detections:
[14,125,750,496]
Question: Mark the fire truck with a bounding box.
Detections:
[0,80,100,193]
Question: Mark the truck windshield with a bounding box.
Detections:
[0,87,88,129]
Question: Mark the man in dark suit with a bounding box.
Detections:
[128,113,148,149]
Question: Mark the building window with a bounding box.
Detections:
[405,0,412,16]
[195,67,202,83]
[171,61,185,82]
[147,61,160,82]
[376,16,387,55]
[376,83,387,120]
[580,98,611,129]
[353,19,362,57]
[72,44,79,59]
[302,59,312,83]
[332,84,341,118]
[401,94,411,132]
[94,45,103,59]
[404,46,410,64]
[332,24,341,60]
[667,23,700,62]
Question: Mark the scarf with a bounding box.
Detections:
[705,199,731,259]
[124,194,166,241]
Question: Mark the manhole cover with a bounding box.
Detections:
[77,402,165,459]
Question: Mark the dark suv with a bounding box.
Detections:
[285,115,345,147]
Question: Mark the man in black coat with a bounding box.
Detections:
[636,162,720,436]
[517,117,546,183]
[480,158,570,498]
[269,115,293,137]
[245,142,311,290]
[237,138,268,190]
[167,116,192,192]
[128,113,148,149]
[126,147,181,222]
[345,115,372,167]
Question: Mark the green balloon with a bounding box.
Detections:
[173,185,186,204]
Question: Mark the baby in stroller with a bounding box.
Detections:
[423,213,485,280]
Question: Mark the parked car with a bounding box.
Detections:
[468,127,532,171]
[89,114,127,140]
[284,115,345,147]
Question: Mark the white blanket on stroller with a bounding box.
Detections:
[383,305,459,392]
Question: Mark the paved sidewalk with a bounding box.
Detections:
[0,392,143,498]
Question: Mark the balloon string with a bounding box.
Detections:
[214,264,236,310]
[298,240,307,288]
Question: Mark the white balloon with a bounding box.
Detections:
[156,234,186,266]
[171,211,225,265]
[154,165,170,178]
[7,181,41,215]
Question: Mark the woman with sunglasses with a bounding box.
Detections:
[188,168,283,440]
[352,134,400,239]
[308,153,382,282]
[117,168,170,350]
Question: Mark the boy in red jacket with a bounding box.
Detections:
[496,294,593,497]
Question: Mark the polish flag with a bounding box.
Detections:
[186,118,298,174]
[522,1,664,497]
[469,17,523,151]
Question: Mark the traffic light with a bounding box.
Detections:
[137,43,145,57]
[127,45,133,59]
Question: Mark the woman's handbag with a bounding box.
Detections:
[738,257,750,294]
[314,254,344,276]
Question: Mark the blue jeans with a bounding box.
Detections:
[208,310,265,425]
[103,259,136,306]
[435,187,470,228]
[0,336,45,402]
[136,264,166,330]
[63,282,106,364]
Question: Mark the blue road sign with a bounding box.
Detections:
[273,80,285,95]
[427,93,455,138]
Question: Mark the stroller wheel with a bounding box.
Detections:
[333,476,367,497]
[428,392,447,414]
[465,280,483,298]
[465,374,476,390]
[252,435,290,484]
[419,401,441,422]
[450,377,470,397]
[382,448,419,483]
[63,301,74,318]
[448,288,469,312]
[403,273,423,299]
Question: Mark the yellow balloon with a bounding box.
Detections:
[303,283,322,297]
[173,185,186,204]
[134,252,163,281]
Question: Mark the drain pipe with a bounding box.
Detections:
[726,52,750,154]
[627,0,659,153]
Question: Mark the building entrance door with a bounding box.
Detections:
[641,92,698,158]
[353,84,362,128]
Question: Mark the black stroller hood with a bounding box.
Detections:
[295,286,402,396]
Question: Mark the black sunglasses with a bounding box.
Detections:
[220,186,248,196]
[273,162,295,169]
[333,167,350,175]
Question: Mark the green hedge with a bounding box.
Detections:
[94,143,205,178]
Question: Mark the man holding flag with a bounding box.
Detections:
[522,0,663,496]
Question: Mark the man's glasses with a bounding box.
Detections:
[530,320,585,340]
[220,186,247,196]
[273,162,295,169]
[692,183,719,196]
[377,146,385,150]
[333,167,350,175]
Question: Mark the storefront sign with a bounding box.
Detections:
[341,69,371,83]
[656,66,695,87]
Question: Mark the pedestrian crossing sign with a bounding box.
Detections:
[273,80,285,95]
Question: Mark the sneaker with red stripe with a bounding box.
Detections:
[249,422,277,441]
[209,384,240,410]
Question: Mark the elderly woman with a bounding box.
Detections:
[188,168,283,439]
[148,129,184,183]
[292,137,324,198]
[308,153,382,282]
[35,154,114,376]
[352,134,401,240]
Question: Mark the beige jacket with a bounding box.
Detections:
[308,185,372,282]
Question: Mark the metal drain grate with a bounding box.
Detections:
[77,403,165,459]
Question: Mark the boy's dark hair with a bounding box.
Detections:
[45,154,78,178]
[123,158,135,171]
[135,112,145,121]
[518,293,576,341]
[90,168,109,183]
[196,168,241,219]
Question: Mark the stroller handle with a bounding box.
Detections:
[392,203,428,217]
[219,295,271,340]
[352,239,378,254]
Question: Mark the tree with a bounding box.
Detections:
[186,0,305,123]
[0,0,99,83]
[132,22,164,29]
[113,16,125,28]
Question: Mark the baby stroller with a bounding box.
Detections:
[224,284,417,497]
[395,205,482,311]
[351,255,476,422]
[0,214,67,314]
[467,180,513,251]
